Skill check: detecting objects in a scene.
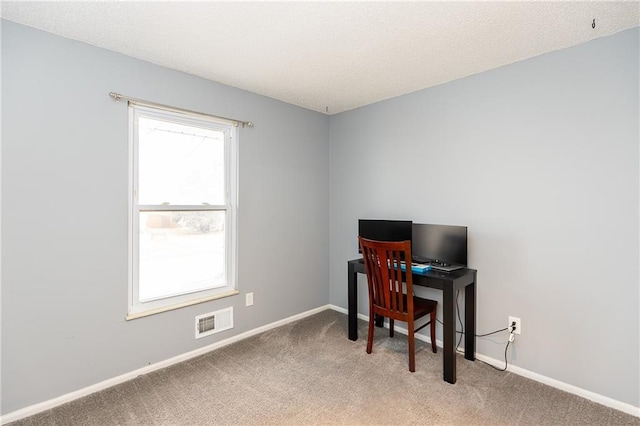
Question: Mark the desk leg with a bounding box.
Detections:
[348,262,358,341]
[442,285,456,384]
[465,273,476,361]
[375,314,384,328]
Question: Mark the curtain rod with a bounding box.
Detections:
[108,92,254,128]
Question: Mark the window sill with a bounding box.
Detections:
[126,289,240,320]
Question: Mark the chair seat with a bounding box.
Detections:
[386,294,436,319]
[412,296,437,318]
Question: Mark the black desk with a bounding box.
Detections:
[347,258,477,384]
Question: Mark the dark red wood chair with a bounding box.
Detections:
[359,236,437,372]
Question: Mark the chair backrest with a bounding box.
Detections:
[359,237,414,320]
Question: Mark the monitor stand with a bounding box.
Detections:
[412,256,465,272]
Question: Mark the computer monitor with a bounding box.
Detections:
[412,223,467,266]
[358,219,412,252]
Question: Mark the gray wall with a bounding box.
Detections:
[329,27,639,406]
[1,20,329,414]
[2,18,639,416]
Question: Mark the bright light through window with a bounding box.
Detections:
[138,211,226,302]
[137,117,225,205]
[129,105,237,318]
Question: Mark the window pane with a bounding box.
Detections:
[138,117,225,205]
[138,211,226,302]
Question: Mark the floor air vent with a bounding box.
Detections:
[195,307,233,339]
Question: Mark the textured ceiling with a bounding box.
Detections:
[2,1,638,114]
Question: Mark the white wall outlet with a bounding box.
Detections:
[509,316,521,335]
[245,292,254,307]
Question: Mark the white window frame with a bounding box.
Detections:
[127,104,238,319]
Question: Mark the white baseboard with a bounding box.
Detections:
[475,353,640,418]
[4,304,638,423]
[0,305,331,425]
[330,305,640,418]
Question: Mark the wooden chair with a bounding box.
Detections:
[359,236,437,372]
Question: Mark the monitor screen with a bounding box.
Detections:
[358,219,412,252]
[412,223,467,266]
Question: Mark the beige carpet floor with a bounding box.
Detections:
[8,309,640,425]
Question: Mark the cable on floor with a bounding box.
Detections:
[433,290,513,371]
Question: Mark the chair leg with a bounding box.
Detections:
[408,320,416,372]
[430,310,437,353]
[389,319,394,337]
[367,312,375,354]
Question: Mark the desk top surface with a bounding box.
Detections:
[348,257,476,285]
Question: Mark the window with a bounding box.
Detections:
[128,104,238,318]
